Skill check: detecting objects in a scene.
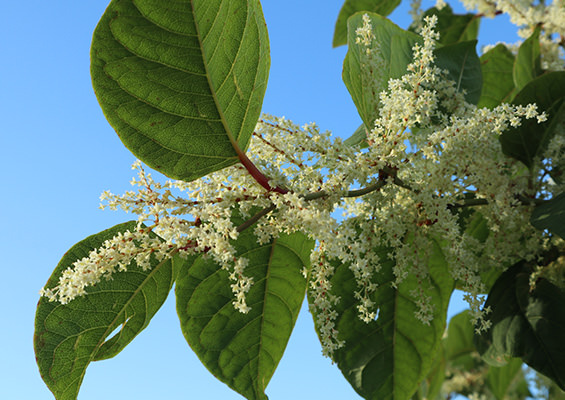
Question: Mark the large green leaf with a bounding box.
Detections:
[333,0,401,47]
[91,0,270,181]
[434,40,482,105]
[513,26,542,92]
[343,12,422,128]
[176,225,314,400]
[34,222,176,400]
[343,14,481,128]
[500,71,565,168]
[414,5,479,46]
[474,262,565,390]
[477,44,516,108]
[317,242,454,400]
[531,192,565,239]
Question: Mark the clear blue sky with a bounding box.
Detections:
[1,1,519,399]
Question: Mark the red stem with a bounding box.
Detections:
[237,150,288,194]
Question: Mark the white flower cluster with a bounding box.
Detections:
[40,227,167,304]
[459,0,565,70]
[42,14,562,358]
[42,161,265,312]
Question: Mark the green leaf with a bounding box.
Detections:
[443,310,532,400]
[514,26,542,92]
[415,5,480,46]
[91,0,270,181]
[34,222,175,400]
[486,358,525,400]
[344,123,370,148]
[544,100,565,183]
[541,376,565,400]
[434,40,482,105]
[415,348,446,400]
[319,242,454,400]
[500,71,565,168]
[474,262,565,390]
[477,44,516,108]
[474,263,530,367]
[531,192,565,239]
[333,0,401,47]
[444,310,477,371]
[176,223,314,400]
[343,12,422,128]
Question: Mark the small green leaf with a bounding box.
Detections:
[486,358,525,400]
[176,222,314,400]
[317,242,454,400]
[474,263,529,367]
[415,5,480,46]
[343,12,422,128]
[500,71,565,168]
[444,310,477,371]
[434,40,482,105]
[514,26,542,92]
[474,262,565,390]
[416,348,446,400]
[444,310,532,400]
[332,0,401,47]
[544,100,565,183]
[531,192,565,239]
[91,0,270,181]
[344,123,370,148]
[453,210,503,292]
[34,222,175,400]
[477,44,516,108]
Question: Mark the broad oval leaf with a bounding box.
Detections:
[500,71,565,168]
[343,14,481,128]
[91,0,270,181]
[474,262,565,390]
[513,26,542,92]
[434,40,482,105]
[343,12,422,128]
[445,310,529,400]
[333,0,401,47]
[412,4,480,46]
[34,221,176,400]
[473,263,530,367]
[315,241,454,400]
[531,192,565,239]
[176,227,314,400]
[486,358,527,400]
[444,310,477,371]
[477,44,516,108]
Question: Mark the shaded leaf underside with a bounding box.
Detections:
[475,262,565,390]
[176,229,313,400]
[316,242,453,400]
[91,0,270,181]
[34,222,175,400]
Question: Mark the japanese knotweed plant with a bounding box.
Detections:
[35,1,565,400]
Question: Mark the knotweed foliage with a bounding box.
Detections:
[35,1,565,400]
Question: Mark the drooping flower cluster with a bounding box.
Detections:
[41,14,563,358]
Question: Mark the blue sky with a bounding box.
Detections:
[1,1,520,399]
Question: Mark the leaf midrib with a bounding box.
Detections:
[53,256,172,391]
[190,0,244,155]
